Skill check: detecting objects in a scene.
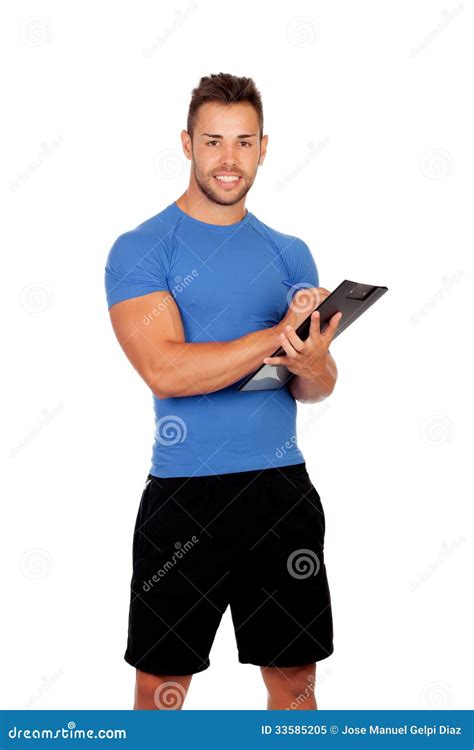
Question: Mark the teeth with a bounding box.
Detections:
[215,175,240,182]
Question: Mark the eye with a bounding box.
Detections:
[205,140,219,146]
[240,141,252,147]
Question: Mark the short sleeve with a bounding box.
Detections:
[284,238,319,289]
[104,230,170,310]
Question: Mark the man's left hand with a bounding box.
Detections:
[263,309,343,380]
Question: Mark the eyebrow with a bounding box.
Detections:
[200,133,257,139]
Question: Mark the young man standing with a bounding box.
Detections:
[105,72,341,710]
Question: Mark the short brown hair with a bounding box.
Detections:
[186,72,264,140]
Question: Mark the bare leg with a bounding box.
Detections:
[260,663,317,710]
[134,669,193,710]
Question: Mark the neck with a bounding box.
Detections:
[175,186,247,226]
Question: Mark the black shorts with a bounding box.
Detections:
[124,462,334,676]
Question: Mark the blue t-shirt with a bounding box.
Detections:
[105,201,319,477]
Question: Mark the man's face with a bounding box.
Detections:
[183,102,267,207]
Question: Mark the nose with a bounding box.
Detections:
[219,143,238,167]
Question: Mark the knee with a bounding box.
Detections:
[135,670,192,710]
[261,664,316,698]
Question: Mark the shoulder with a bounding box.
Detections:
[249,215,319,287]
[105,204,178,270]
[250,214,311,255]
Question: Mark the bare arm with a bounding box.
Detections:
[288,351,338,403]
[108,290,314,399]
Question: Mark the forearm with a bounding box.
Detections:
[152,322,286,398]
[289,353,338,404]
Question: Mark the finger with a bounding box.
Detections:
[322,310,343,345]
[263,356,287,366]
[308,310,322,345]
[276,331,299,359]
[282,325,305,353]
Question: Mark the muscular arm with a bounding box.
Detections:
[288,352,338,403]
[109,290,292,399]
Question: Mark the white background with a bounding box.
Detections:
[1,0,472,710]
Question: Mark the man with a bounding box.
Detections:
[104,72,341,710]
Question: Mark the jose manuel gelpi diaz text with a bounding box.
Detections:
[342,724,461,736]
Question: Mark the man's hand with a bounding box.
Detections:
[264,307,342,381]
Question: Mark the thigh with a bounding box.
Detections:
[230,463,334,667]
[125,473,237,676]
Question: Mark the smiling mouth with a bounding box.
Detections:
[213,175,242,186]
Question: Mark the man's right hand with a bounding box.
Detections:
[279,286,331,332]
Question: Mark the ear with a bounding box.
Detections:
[180,129,192,161]
[259,134,269,166]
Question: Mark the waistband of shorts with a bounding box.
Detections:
[148,461,307,483]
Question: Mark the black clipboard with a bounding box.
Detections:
[237,279,388,392]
